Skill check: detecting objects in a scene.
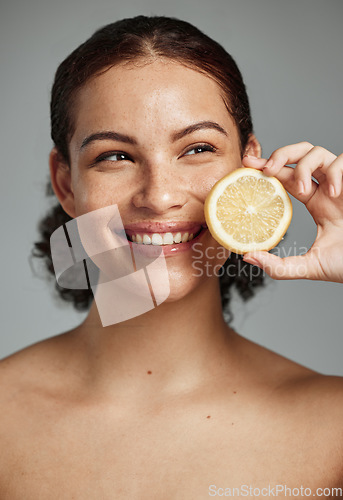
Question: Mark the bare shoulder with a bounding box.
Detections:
[234,331,343,437]
[233,330,343,391]
[279,366,343,481]
[0,329,79,404]
[232,332,343,482]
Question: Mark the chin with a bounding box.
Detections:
[161,269,207,303]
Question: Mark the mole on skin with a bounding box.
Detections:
[147,371,152,375]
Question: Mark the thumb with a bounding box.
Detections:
[243,252,310,280]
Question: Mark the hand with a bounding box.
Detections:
[241,142,343,283]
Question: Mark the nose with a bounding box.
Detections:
[132,167,188,214]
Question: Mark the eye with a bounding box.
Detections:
[93,151,132,164]
[184,144,217,156]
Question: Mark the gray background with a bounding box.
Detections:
[1,0,342,374]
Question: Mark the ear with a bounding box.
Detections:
[243,133,262,158]
[49,147,76,219]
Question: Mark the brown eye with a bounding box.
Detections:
[184,144,216,156]
[94,151,132,163]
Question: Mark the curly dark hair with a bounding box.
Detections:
[32,15,265,322]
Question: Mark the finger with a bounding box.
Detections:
[255,163,318,205]
[243,251,313,280]
[258,143,338,197]
[242,156,268,169]
[291,146,337,195]
[325,153,343,197]
[261,142,315,176]
[269,165,318,203]
[243,156,318,203]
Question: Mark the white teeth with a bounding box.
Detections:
[163,232,174,245]
[129,231,199,245]
[174,232,182,243]
[151,233,163,245]
[181,232,189,243]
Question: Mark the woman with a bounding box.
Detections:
[1,15,342,498]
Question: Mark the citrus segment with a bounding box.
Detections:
[204,167,293,254]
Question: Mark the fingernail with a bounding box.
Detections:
[243,155,261,163]
[243,154,257,159]
[329,184,336,197]
[298,180,305,195]
[263,159,273,170]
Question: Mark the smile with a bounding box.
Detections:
[120,222,208,255]
[125,229,203,245]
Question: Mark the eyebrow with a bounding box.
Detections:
[80,120,228,150]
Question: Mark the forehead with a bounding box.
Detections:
[71,59,237,143]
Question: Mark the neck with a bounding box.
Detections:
[73,276,237,400]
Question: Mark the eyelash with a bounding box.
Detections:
[92,143,217,165]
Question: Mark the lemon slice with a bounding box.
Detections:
[204,167,293,254]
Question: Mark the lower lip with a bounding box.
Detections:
[127,228,208,257]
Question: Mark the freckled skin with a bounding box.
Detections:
[66,59,241,302]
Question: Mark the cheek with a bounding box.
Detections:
[72,175,125,216]
[195,160,242,202]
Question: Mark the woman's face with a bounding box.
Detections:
[64,58,245,301]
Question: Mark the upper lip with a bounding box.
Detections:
[123,221,208,233]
